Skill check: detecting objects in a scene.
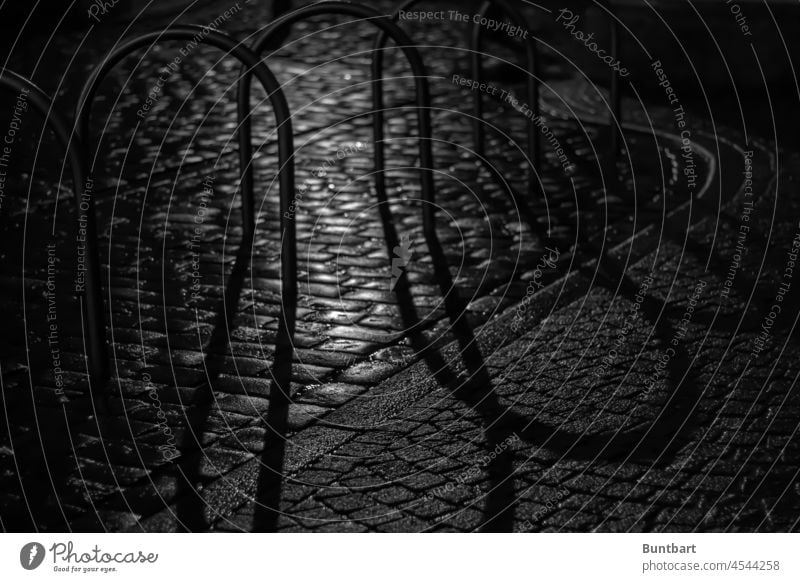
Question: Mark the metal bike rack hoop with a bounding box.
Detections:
[74,25,298,385]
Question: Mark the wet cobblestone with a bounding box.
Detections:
[1,0,798,532]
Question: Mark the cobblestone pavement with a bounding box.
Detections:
[1,1,798,532]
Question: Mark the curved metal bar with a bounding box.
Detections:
[241,1,436,236]
[75,25,297,368]
[0,69,108,392]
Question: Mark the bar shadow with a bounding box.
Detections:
[367,178,713,531]
[172,240,253,531]
[250,321,294,531]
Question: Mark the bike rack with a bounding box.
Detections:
[477,1,623,170]
[0,70,108,393]
[239,1,436,236]
[9,4,626,393]
[74,25,297,388]
[472,1,624,170]
[373,0,541,198]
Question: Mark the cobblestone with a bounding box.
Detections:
[2,0,798,533]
